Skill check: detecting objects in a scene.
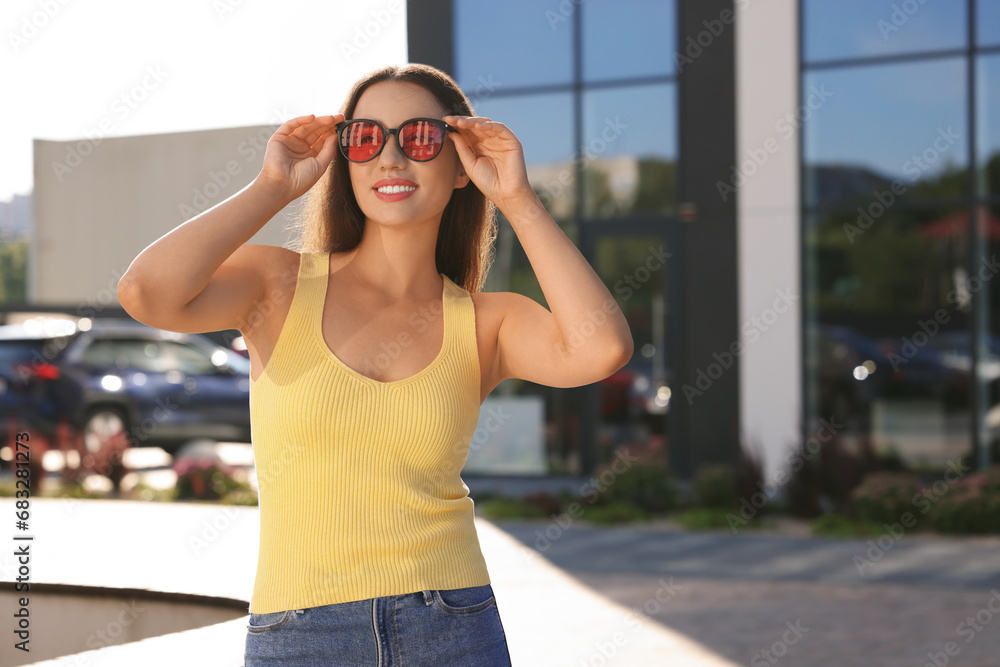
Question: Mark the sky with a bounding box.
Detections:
[0,0,409,204]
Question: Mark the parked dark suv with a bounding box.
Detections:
[0,317,251,485]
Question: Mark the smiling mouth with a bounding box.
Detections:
[374,185,417,194]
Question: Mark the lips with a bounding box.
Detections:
[373,178,417,201]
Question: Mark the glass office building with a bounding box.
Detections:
[801,1,1000,472]
[408,0,999,480]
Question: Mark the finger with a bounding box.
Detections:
[314,129,339,166]
[448,131,478,170]
[275,114,319,136]
[448,117,512,142]
[285,117,340,150]
[445,115,493,129]
[297,124,335,148]
[268,133,314,156]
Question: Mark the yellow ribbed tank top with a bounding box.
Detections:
[247,251,491,614]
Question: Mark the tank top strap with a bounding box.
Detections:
[285,251,331,332]
[441,273,480,385]
[441,275,472,341]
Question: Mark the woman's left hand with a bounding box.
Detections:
[443,115,535,213]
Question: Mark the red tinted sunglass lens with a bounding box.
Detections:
[400,120,444,160]
[342,121,382,161]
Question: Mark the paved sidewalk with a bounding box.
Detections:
[492,520,1000,666]
[1,498,737,666]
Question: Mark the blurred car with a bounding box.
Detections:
[0,317,251,482]
[600,356,670,434]
[808,324,968,424]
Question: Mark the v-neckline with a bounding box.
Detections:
[316,252,449,388]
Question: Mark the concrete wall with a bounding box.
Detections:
[32,125,304,310]
[736,0,802,484]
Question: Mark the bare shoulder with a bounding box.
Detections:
[225,244,300,287]
[467,290,527,334]
[468,289,504,320]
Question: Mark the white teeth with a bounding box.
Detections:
[376,185,416,194]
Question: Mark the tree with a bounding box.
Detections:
[0,241,27,302]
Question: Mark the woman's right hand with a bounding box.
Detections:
[254,113,344,202]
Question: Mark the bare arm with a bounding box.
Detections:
[446,115,634,387]
[117,113,343,334]
[494,196,633,387]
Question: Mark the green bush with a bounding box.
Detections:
[676,507,774,532]
[583,501,648,524]
[849,471,925,526]
[733,443,767,513]
[590,459,678,514]
[523,491,564,516]
[691,463,736,509]
[127,482,176,503]
[676,507,737,531]
[784,431,894,518]
[927,467,1000,534]
[811,513,884,538]
[221,488,260,506]
[785,450,823,518]
[478,498,547,520]
[49,481,98,499]
[174,459,246,501]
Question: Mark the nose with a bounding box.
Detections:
[377,129,407,169]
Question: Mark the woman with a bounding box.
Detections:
[118,63,633,666]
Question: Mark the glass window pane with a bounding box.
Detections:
[582,84,677,219]
[583,0,677,82]
[454,0,572,89]
[80,340,115,367]
[803,0,967,63]
[979,54,1000,197]
[804,207,973,467]
[474,93,576,221]
[164,342,217,375]
[979,0,1000,47]
[803,59,968,209]
[106,339,166,373]
[592,236,671,465]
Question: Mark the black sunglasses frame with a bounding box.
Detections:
[335,117,457,163]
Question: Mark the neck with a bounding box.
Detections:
[338,216,443,300]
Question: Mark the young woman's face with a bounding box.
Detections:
[347,80,469,229]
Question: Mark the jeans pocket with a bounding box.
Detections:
[431,585,496,614]
[247,609,292,633]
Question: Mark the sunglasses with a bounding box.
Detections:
[335,117,457,163]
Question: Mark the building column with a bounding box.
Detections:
[735,0,802,484]
[673,0,740,478]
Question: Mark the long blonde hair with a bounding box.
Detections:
[289,64,497,293]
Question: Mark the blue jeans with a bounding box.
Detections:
[244,584,512,666]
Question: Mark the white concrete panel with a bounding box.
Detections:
[735,0,802,486]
